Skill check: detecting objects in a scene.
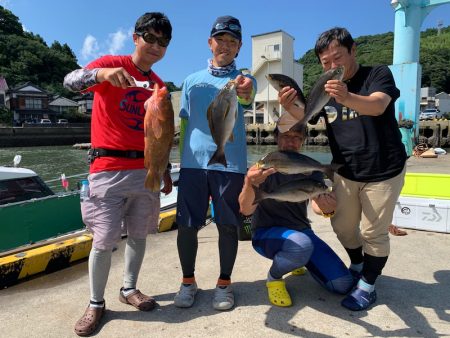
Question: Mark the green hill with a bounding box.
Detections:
[300,26,450,96]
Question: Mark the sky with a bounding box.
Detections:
[2,0,450,87]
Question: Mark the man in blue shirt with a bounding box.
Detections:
[174,15,256,311]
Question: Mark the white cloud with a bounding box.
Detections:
[80,28,132,61]
[107,28,131,55]
[81,34,99,60]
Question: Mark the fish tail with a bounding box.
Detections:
[326,163,343,182]
[208,149,227,167]
[324,166,335,182]
[144,170,161,192]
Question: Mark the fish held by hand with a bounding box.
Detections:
[207,80,238,167]
[144,83,175,192]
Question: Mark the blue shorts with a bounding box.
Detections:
[176,168,244,228]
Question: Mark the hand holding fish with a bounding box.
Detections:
[278,86,305,121]
[312,192,336,215]
[96,67,135,89]
[324,79,349,104]
[235,74,253,101]
[245,165,277,187]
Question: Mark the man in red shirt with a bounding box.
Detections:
[64,12,172,336]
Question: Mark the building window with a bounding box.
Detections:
[274,44,280,52]
[25,97,43,109]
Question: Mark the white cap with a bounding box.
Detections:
[276,112,301,133]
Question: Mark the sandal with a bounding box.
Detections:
[266,280,292,307]
[119,288,157,311]
[291,267,307,276]
[74,303,105,337]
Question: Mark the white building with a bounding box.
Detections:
[435,92,450,114]
[249,30,303,125]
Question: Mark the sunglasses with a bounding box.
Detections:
[136,31,170,48]
[214,23,241,32]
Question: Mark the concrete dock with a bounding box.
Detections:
[1,154,449,337]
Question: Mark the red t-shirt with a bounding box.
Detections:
[84,55,165,173]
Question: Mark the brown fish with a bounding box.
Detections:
[144,83,175,191]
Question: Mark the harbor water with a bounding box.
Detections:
[0,145,331,191]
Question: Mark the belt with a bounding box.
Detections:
[88,148,144,162]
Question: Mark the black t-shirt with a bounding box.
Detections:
[316,65,407,182]
[251,171,324,232]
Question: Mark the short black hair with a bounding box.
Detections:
[135,12,172,40]
[314,27,354,61]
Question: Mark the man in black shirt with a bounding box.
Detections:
[278,27,407,311]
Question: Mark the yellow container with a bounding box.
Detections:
[401,173,450,199]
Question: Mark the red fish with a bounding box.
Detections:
[144,83,174,191]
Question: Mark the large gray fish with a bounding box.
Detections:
[256,150,340,181]
[290,66,345,132]
[207,80,238,167]
[253,178,330,204]
[266,74,306,121]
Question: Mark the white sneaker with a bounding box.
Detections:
[212,285,234,310]
[174,282,198,308]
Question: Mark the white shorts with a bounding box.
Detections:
[81,169,160,250]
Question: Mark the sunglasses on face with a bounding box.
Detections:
[136,31,170,47]
[214,23,241,32]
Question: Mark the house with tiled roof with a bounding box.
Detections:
[49,96,79,114]
[7,82,55,124]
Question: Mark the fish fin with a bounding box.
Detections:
[208,148,227,167]
[151,115,162,139]
[223,102,231,121]
[144,169,162,192]
[325,163,343,182]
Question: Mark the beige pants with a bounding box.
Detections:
[331,166,406,257]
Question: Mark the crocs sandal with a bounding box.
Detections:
[74,303,105,337]
[266,280,292,307]
[291,267,307,276]
[119,288,157,311]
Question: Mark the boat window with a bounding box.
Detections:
[0,177,54,205]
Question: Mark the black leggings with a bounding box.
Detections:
[177,224,238,280]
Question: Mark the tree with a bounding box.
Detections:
[0,6,23,36]
[0,106,13,126]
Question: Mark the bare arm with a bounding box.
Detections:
[324,79,392,117]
